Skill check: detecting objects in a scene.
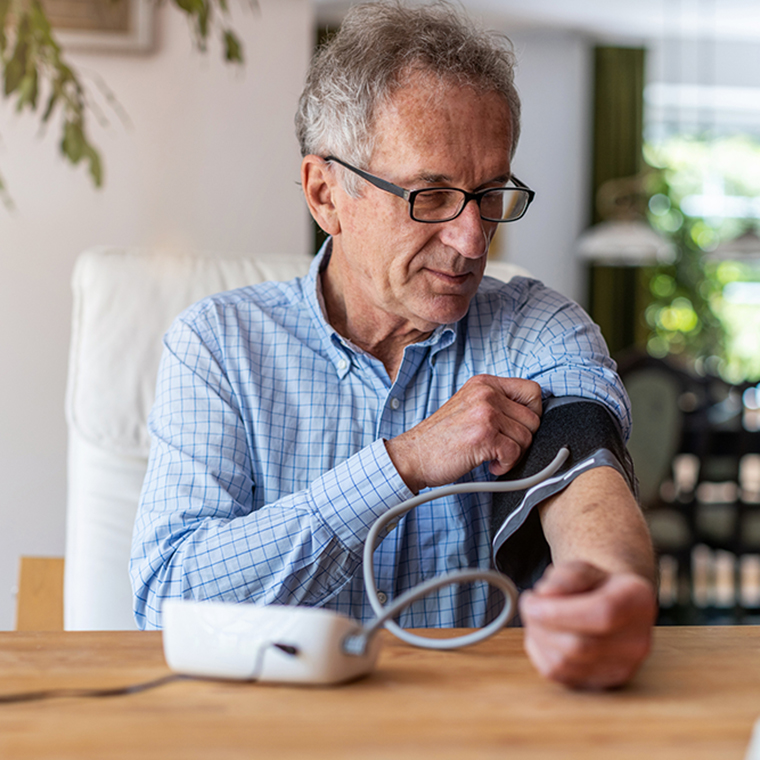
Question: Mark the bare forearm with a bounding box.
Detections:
[521,467,657,689]
[538,466,656,585]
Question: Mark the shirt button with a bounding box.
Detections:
[376,591,388,605]
[390,397,400,410]
[337,358,348,370]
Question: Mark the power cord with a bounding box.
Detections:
[0,674,187,704]
[0,641,301,704]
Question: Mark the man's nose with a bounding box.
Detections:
[438,198,490,259]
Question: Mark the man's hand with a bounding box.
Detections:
[519,560,658,690]
[385,375,542,493]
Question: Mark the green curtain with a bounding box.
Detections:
[588,46,650,357]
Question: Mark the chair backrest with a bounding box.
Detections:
[64,247,529,630]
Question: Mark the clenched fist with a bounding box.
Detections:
[386,375,542,493]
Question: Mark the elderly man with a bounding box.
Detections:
[131,0,657,689]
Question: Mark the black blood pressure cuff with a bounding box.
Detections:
[490,396,638,591]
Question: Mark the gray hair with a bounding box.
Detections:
[295,0,521,196]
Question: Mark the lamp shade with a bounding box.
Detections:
[577,220,676,266]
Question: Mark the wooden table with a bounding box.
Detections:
[0,626,758,759]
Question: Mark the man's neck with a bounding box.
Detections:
[320,261,432,382]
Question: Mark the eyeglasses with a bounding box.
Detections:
[325,156,535,224]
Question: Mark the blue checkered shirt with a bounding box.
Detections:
[130,245,631,630]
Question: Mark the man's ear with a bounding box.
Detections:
[301,155,341,236]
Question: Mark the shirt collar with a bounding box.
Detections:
[304,238,459,376]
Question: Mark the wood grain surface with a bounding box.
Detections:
[0,626,757,759]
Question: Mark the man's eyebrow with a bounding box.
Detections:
[415,171,452,184]
[487,173,513,186]
[411,171,513,187]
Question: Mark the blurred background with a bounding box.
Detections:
[3,0,760,629]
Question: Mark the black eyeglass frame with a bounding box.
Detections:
[324,155,535,224]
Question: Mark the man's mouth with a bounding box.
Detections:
[426,268,475,284]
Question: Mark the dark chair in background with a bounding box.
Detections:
[619,350,760,624]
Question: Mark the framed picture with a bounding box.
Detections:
[43,0,154,53]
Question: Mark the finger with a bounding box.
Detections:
[492,376,543,418]
[496,399,541,441]
[524,626,650,689]
[464,376,541,436]
[520,575,656,635]
[532,561,607,597]
[521,593,631,637]
[487,420,536,476]
[491,383,542,433]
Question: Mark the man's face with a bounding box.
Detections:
[328,73,513,338]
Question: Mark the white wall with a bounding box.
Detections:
[0,0,313,630]
[492,28,593,305]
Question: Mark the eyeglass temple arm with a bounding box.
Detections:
[510,175,531,191]
[324,156,410,201]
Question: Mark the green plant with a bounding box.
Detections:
[644,135,760,382]
[0,0,254,205]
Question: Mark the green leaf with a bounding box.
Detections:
[85,145,103,187]
[192,0,210,41]
[198,1,210,39]
[0,0,10,53]
[61,121,85,164]
[29,0,55,39]
[223,30,243,63]
[4,57,25,96]
[41,91,59,123]
[5,15,30,96]
[16,68,39,111]
[174,0,203,16]
[0,169,15,211]
[172,0,211,45]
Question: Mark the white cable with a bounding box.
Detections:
[353,447,570,653]
[358,568,518,650]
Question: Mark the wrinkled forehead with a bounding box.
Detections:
[368,71,513,174]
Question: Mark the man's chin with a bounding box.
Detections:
[419,293,476,327]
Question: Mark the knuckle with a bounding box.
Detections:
[499,438,523,466]
[469,403,498,432]
[515,423,534,449]
[502,424,533,456]
[594,587,638,632]
[464,374,493,392]
[564,634,595,663]
[593,605,618,633]
[543,656,581,686]
[525,409,542,433]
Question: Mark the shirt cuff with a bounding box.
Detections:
[308,439,414,554]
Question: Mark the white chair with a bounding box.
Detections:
[64,247,528,630]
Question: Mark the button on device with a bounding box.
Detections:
[390,397,400,410]
[376,591,388,605]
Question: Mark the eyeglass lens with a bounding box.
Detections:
[411,188,530,222]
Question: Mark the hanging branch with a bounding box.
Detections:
[0,0,254,206]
